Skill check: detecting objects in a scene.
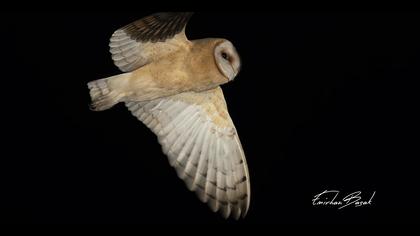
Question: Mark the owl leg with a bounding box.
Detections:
[88,75,127,111]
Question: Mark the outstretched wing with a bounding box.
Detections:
[109,12,193,72]
[125,87,250,219]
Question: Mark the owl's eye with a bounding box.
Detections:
[221,52,229,60]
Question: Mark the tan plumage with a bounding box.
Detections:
[87,12,250,219]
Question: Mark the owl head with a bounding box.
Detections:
[214,40,241,81]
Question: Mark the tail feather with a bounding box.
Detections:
[88,78,123,111]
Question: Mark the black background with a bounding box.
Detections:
[2,11,418,223]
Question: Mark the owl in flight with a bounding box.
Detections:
[87,12,250,219]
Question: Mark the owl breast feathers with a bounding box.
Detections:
[87,12,250,219]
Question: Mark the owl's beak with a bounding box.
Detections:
[231,65,238,81]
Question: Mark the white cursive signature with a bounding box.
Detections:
[312,190,376,209]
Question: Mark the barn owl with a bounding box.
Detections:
[87,12,250,219]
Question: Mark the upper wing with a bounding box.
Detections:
[109,12,193,72]
[125,87,250,219]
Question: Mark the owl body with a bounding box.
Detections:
[107,38,231,103]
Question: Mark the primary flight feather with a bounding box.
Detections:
[88,12,250,219]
